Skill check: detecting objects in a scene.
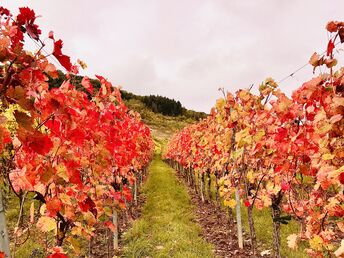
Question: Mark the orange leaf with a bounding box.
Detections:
[104,221,116,232]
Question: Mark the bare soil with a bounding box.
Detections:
[176,173,269,258]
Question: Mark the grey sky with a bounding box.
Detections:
[3,1,344,112]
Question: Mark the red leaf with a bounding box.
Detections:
[30,135,53,155]
[301,155,311,163]
[81,76,94,94]
[104,221,116,232]
[45,119,61,135]
[16,7,41,40]
[281,181,290,191]
[122,185,132,202]
[46,197,62,217]
[69,128,85,145]
[113,192,122,201]
[244,200,251,207]
[69,169,82,186]
[0,127,11,153]
[339,173,344,185]
[0,7,11,16]
[78,197,97,216]
[64,160,83,186]
[274,128,288,142]
[327,40,335,56]
[21,132,53,155]
[53,40,72,72]
[26,23,41,40]
[47,253,68,258]
[49,31,54,40]
[16,7,35,25]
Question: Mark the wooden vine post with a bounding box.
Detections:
[0,191,10,257]
[230,125,243,249]
[113,209,119,251]
[235,185,244,249]
[200,172,205,203]
[244,174,257,256]
[271,191,283,258]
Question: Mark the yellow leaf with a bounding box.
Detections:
[247,170,254,184]
[216,98,225,110]
[261,195,272,207]
[309,235,324,251]
[71,224,83,236]
[266,148,274,155]
[96,185,106,196]
[224,199,236,208]
[231,147,244,159]
[230,110,239,122]
[235,128,248,144]
[322,153,335,160]
[36,216,56,232]
[60,193,72,205]
[253,130,265,142]
[314,110,326,123]
[104,207,113,217]
[83,211,97,226]
[266,182,281,195]
[316,122,332,134]
[309,52,320,66]
[67,237,81,255]
[56,164,68,182]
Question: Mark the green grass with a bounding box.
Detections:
[122,156,214,258]
[240,206,307,258]
[4,191,46,257]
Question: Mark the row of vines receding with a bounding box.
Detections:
[0,6,154,258]
[164,21,344,258]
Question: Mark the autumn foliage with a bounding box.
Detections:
[0,6,153,257]
[165,22,344,257]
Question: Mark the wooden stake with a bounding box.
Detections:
[0,191,10,257]
[235,187,243,249]
[113,209,119,250]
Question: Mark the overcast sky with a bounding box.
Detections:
[3,1,344,112]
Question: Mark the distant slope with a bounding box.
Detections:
[121,90,207,120]
[124,98,198,154]
[120,90,206,153]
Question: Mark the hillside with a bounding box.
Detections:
[120,89,206,140]
[124,97,198,154]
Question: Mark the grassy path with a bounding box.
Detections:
[122,156,213,258]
